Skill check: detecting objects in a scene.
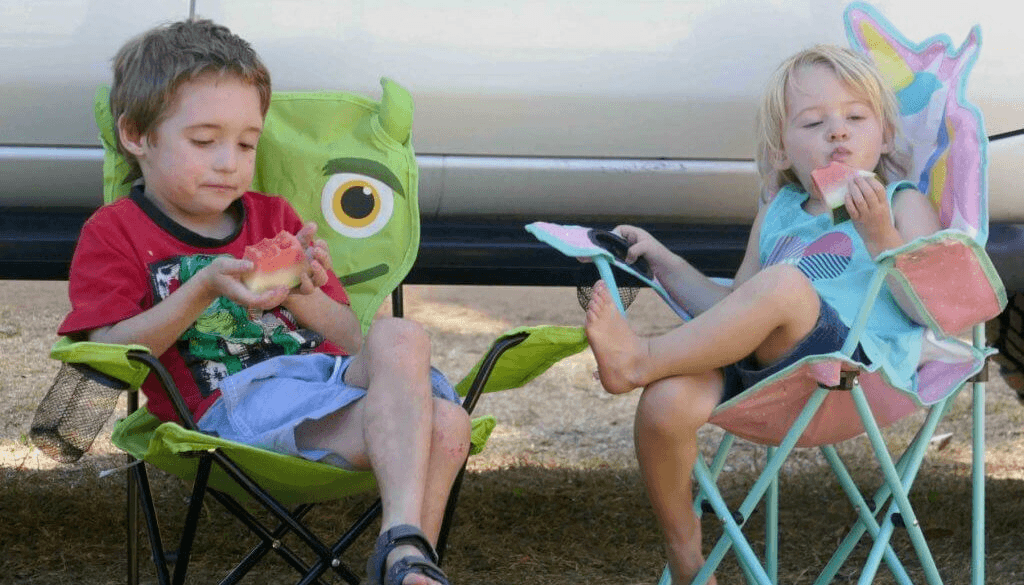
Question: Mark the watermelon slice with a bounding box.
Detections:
[241,231,309,293]
[810,162,876,223]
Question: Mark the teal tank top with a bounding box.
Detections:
[759,181,923,391]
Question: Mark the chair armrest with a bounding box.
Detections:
[878,230,1007,337]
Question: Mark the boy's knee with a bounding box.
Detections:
[366,317,430,357]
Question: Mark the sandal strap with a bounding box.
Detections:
[366,524,441,585]
[386,556,451,585]
[378,524,439,564]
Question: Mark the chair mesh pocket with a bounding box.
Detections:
[30,362,127,463]
[576,262,640,312]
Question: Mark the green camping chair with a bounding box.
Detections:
[29,79,588,585]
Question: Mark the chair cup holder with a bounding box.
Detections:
[30,362,125,463]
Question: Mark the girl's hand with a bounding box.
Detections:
[846,176,902,258]
[294,221,332,293]
[614,224,672,268]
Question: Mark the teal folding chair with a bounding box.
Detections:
[675,6,1004,583]
[528,4,1006,584]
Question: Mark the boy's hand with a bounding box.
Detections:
[847,175,902,258]
[204,256,291,310]
[293,221,332,294]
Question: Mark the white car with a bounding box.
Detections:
[1,0,1021,293]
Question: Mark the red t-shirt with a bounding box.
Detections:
[59,187,350,423]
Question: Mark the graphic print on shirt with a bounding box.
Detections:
[763,232,854,281]
[150,254,324,397]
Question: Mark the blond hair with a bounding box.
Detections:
[754,45,908,196]
[110,19,272,182]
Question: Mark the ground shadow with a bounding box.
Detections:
[2,455,1022,584]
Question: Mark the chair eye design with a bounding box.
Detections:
[320,172,395,239]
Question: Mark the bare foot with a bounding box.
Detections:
[584,281,648,394]
[665,523,717,585]
[667,551,718,585]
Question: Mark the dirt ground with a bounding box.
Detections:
[1,279,1022,584]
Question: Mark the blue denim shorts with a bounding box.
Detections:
[196,353,459,469]
[720,298,869,403]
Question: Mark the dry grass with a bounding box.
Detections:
[2,280,1022,584]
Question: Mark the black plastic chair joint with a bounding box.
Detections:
[970,359,990,383]
[700,500,745,526]
[826,370,859,391]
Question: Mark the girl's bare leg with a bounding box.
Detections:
[586,264,820,394]
[635,371,723,585]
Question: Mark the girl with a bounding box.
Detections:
[584,45,941,584]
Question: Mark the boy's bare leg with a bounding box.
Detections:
[417,398,471,542]
[635,371,723,585]
[347,318,434,530]
[296,317,457,585]
[586,264,820,394]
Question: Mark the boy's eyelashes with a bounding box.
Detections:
[188,138,258,150]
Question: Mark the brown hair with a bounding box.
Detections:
[110,19,272,182]
[754,44,908,197]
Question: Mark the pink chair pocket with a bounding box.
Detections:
[890,233,1005,337]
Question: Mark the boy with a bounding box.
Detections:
[59,19,463,585]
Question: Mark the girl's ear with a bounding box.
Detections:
[772,150,792,171]
[881,123,896,154]
[117,114,146,156]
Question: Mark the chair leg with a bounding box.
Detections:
[971,324,986,585]
[126,391,142,585]
[765,446,778,584]
[127,453,139,585]
[435,465,467,565]
[171,456,214,585]
[816,394,951,585]
[860,404,946,585]
[700,388,831,583]
[850,385,944,585]
[692,456,772,585]
[131,459,172,585]
[431,330,531,563]
[816,445,913,585]
[209,494,348,585]
[693,433,736,517]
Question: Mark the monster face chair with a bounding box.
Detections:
[252,78,420,332]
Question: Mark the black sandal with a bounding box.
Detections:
[366,524,451,585]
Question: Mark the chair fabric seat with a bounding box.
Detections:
[112,407,496,506]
